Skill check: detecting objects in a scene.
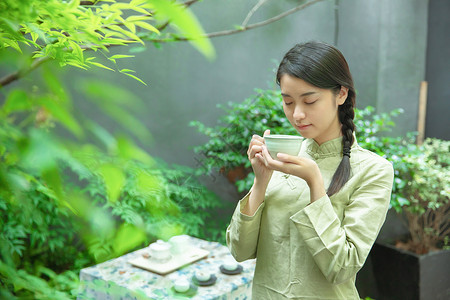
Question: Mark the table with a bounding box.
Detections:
[77,236,256,299]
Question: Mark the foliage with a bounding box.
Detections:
[0,81,223,298]
[0,1,223,298]
[0,0,214,84]
[395,139,449,253]
[191,88,450,254]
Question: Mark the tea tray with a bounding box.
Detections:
[128,246,210,275]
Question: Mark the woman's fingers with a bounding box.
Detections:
[276,152,301,164]
[255,153,268,166]
[247,134,266,156]
[247,130,270,161]
[248,145,263,159]
[260,146,282,168]
[260,146,303,173]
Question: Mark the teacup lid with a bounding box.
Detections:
[149,240,171,252]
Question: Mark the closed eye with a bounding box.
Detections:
[305,99,318,105]
[284,102,293,106]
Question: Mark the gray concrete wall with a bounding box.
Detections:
[338,0,428,136]
[425,0,450,140]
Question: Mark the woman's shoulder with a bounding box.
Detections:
[352,144,394,174]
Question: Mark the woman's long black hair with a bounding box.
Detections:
[276,41,356,197]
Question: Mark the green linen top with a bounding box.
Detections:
[226,135,394,299]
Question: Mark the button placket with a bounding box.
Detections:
[282,174,297,190]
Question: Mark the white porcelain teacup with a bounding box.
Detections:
[195,270,212,282]
[169,234,191,254]
[173,277,190,293]
[223,259,239,271]
[264,135,303,160]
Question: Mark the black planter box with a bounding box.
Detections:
[371,241,450,300]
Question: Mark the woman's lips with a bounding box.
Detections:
[297,124,311,130]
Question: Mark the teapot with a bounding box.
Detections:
[148,240,172,263]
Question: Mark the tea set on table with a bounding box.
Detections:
[139,235,243,296]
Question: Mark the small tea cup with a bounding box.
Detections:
[169,234,191,254]
[223,259,239,271]
[195,271,211,282]
[173,278,190,293]
[264,135,303,160]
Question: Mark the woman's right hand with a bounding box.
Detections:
[242,129,273,216]
[247,129,273,185]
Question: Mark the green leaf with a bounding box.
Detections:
[30,32,39,43]
[148,0,215,59]
[68,0,81,10]
[69,41,84,63]
[116,136,153,164]
[109,54,135,60]
[128,46,147,53]
[136,170,161,195]
[135,21,160,33]
[126,15,151,23]
[120,69,147,85]
[98,164,125,203]
[42,167,63,203]
[87,60,115,71]
[113,224,146,256]
[2,89,31,113]
[101,38,131,45]
[124,21,136,34]
[3,38,22,53]
[119,68,135,73]
[108,24,143,44]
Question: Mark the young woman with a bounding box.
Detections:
[226,41,394,299]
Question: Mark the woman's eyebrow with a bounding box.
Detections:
[299,91,318,97]
[281,91,317,98]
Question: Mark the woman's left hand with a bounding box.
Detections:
[258,145,326,202]
[258,146,317,183]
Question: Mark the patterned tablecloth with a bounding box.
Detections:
[77,236,256,300]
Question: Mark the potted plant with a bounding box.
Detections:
[190,87,450,299]
[369,138,450,300]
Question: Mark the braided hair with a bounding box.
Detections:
[276,41,356,197]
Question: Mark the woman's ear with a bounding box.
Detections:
[337,86,349,105]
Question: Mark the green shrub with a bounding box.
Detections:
[0,76,223,298]
[0,122,224,298]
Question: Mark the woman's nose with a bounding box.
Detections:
[293,105,306,120]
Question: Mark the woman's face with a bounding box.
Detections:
[279,74,348,145]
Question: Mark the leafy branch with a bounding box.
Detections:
[0,0,325,87]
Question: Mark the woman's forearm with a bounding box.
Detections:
[242,179,268,216]
[306,170,326,203]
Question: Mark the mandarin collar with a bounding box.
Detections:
[305,133,358,159]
